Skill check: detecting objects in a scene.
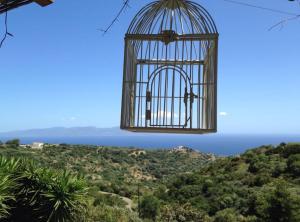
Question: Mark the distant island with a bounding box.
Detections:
[2,127,300,157]
[0,140,299,221]
[0,127,128,137]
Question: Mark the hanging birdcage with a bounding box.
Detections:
[121,0,218,134]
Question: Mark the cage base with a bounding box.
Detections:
[121,127,216,134]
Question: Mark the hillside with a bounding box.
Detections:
[155,143,300,221]
[0,144,213,198]
[0,142,299,222]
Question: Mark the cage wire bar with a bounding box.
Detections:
[121,0,218,134]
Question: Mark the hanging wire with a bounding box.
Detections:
[223,0,298,16]
[223,0,300,30]
[269,13,300,30]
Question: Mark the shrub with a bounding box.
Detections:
[281,144,300,158]
[87,204,142,222]
[158,204,211,222]
[287,154,300,177]
[253,181,300,222]
[5,139,20,147]
[214,208,256,222]
[140,195,160,221]
[272,162,287,177]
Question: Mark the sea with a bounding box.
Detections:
[3,134,300,156]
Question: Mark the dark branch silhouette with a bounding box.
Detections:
[99,0,131,35]
[0,10,14,48]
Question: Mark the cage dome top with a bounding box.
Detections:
[127,0,218,35]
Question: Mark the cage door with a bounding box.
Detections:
[145,66,193,128]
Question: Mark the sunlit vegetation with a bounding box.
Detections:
[0,156,87,222]
[156,143,300,221]
[0,142,299,221]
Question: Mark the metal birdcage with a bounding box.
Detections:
[121,0,218,134]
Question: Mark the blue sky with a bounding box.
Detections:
[0,0,299,134]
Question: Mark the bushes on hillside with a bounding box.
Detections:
[4,139,20,148]
[1,142,300,222]
[157,143,300,222]
[287,154,300,177]
[252,181,300,222]
[87,204,142,222]
[140,196,160,221]
[281,144,300,158]
[158,204,211,222]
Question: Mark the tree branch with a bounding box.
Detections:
[0,10,13,48]
[99,0,130,35]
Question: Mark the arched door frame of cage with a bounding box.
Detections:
[146,65,192,91]
[145,65,193,128]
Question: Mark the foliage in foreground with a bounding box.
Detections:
[0,156,88,222]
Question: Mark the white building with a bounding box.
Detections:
[31,142,44,150]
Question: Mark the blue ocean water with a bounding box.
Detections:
[4,134,300,156]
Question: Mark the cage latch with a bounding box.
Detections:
[146,110,151,120]
[184,88,198,104]
[146,91,152,120]
[184,88,188,105]
[146,91,152,102]
[190,91,198,103]
[161,30,177,45]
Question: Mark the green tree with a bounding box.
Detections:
[140,195,160,221]
[5,139,20,147]
[287,154,300,176]
[267,183,299,222]
[272,162,287,177]
[159,204,211,222]
[214,208,243,222]
[202,179,213,193]
[87,204,142,222]
[254,182,300,222]
[281,144,300,158]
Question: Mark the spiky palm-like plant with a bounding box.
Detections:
[0,174,15,219]
[0,156,21,219]
[0,156,22,174]
[0,155,88,222]
[42,170,88,222]
[17,166,88,222]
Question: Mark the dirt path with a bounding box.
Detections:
[99,191,133,211]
